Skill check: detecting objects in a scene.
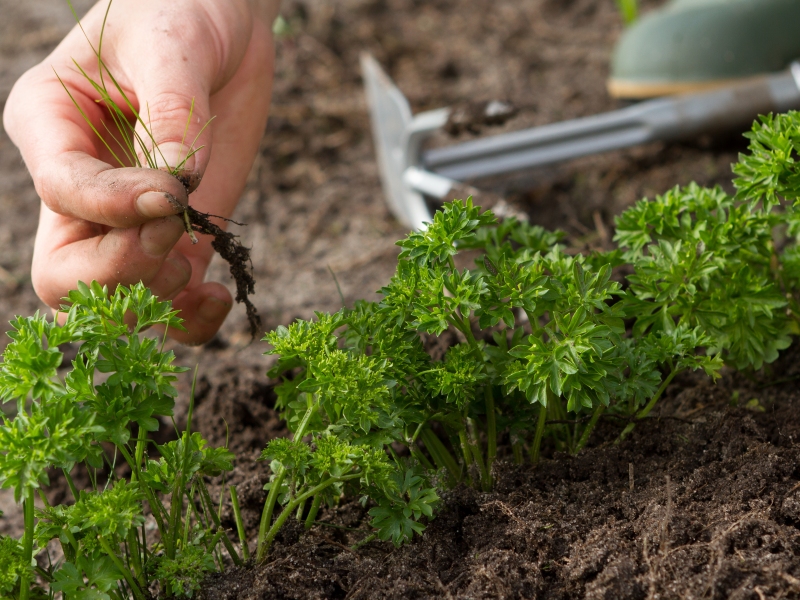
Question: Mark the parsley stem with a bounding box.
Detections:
[257,397,317,562]
[457,428,475,487]
[139,478,168,537]
[420,428,461,482]
[257,467,287,562]
[183,482,195,548]
[617,369,679,444]
[198,481,242,566]
[512,438,524,465]
[574,403,605,454]
[127,527,145,586]
[410,422,426,444]
[62,524,81,563]
[118,444,167,550]
[133,424,147,480]
[351,532,377,551]
[531,403,548,466]
[304,494,323,530]
[208,529,226,556]
[636,369,678,420]
[295,497,308,520]
[458,314,485,366]
[19,487,34,600]
[62,468,79,502]
[97,534,145,600]
[410,444,435,471]
[262,473,362,556]
[549,397,573,452]
[229,486,250,560]
[467,418,490,491]
[425,435,452,478]
[165,378,198,561]
[524,309,538,333]
[484,385,497,484]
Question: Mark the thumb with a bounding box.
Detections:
[133,88,213,194]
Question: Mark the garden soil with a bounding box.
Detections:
[3,0,800,598]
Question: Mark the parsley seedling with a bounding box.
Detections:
[259,110,800,556]
[0,282,242,599]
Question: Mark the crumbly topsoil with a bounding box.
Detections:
[190,345,800,600]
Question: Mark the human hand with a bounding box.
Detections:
[3,0,277,344]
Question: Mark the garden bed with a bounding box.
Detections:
[195,354,800,599]
[3,0,800,599]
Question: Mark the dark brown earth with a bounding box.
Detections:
[3,0,800,598]
[197,355,800,600]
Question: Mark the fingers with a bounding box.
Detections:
[43,153,191,227]
[164,282,233,345]
[175,16,275,220]
[9,0,269,348]
[4,71,191,227]
[3,0,255,226]
[31,207,191,309]
[33,204,232,346]
[118,1,254,189]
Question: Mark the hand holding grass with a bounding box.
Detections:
[3,0,277,344]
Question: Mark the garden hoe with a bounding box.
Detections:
[361,53,800,231]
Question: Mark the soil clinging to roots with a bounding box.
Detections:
[171,173,261,339]
[186,206,261,340]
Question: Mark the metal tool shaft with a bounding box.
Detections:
[423,69,800,181]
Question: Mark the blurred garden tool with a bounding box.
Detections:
[362,53,800,231]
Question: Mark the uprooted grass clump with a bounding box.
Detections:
[59,0,261,338]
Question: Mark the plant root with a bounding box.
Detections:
[187,206,261,339]
[167,181,261,340]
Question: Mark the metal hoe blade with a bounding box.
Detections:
[362,53,800,231]
[360,53,451,231]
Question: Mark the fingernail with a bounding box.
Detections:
[197,296,231,321]
[139,216,185,256]
[153,142,196,173]
[136,191,186,218]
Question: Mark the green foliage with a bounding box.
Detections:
[0,535,30,596]
[397,198,496,267]
[69,481,145,538]
[51,557,122,600]
[259,108,800,555]
[369,470,439,547]
[142,432,235,493]
[0,409,97,502]
[616,182,792,369]
[733,111,800,208]
[151,545,217,598]
[0,283,238,600]
[425,343,486,408]
[615,0,638,25]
